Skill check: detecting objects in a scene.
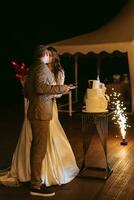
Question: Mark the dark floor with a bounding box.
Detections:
[0,105,134,200]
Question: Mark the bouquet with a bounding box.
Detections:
[11,61,29,79]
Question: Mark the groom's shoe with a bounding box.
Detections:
[30,185,55,197]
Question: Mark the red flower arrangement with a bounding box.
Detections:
[11,61,29,79]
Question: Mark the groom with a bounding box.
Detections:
[24,45,70,197]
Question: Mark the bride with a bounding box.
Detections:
[0,47,79,187]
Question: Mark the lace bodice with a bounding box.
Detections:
[51,70,65,85]
[51,70,65,98]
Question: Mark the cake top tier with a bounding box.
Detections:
[88,80,105,90]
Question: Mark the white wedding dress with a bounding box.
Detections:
[0,71,79,187]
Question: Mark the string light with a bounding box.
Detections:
[110,88,130,145]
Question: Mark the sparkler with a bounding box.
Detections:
[110,88,130,145]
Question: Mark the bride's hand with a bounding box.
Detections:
[63,85,71,93]
[20,75,27,87]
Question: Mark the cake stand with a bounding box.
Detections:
[79,109,114,180]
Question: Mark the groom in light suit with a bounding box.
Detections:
[24,45,70,197]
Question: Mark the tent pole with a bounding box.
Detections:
[127,48,134,112]
[74,55,78,102]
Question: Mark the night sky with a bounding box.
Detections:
[0,0,128,60]
[0,0,128,106]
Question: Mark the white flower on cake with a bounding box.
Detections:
[85,80,109,113]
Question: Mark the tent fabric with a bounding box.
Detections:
[48,0,134,111]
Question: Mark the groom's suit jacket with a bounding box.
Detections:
[24,60,65,120]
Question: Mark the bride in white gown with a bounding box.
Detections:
[0,53,79,187]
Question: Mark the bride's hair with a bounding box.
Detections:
[47,46,63,82]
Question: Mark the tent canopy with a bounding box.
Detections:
[48,0,134,54]
[48,0,134,111]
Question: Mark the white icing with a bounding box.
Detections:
[85,80,109,112]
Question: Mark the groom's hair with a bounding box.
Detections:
[34,45,48,59]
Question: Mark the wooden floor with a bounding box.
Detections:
[0,105,134,200]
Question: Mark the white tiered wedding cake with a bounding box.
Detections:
[85,80,109,112]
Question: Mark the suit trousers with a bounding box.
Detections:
[30,119,49,189]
